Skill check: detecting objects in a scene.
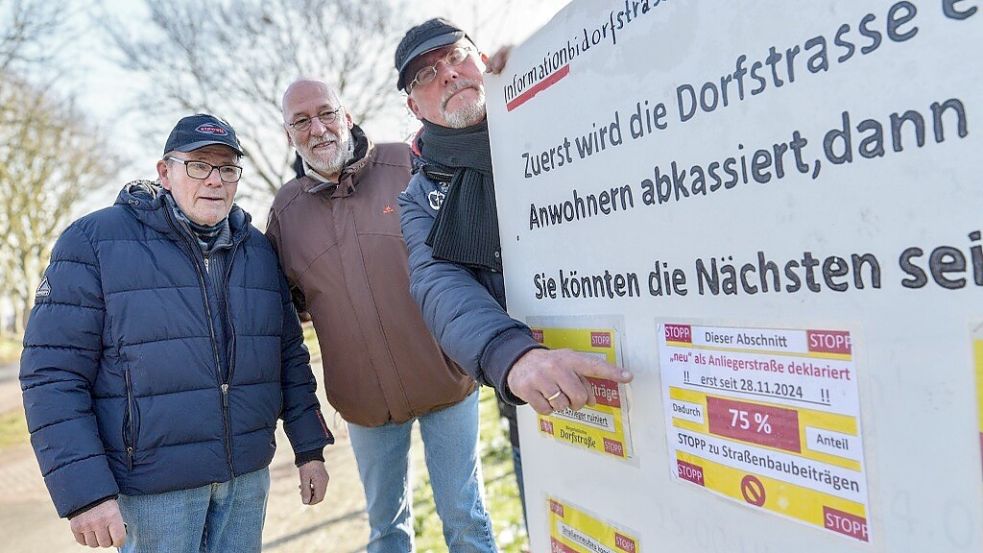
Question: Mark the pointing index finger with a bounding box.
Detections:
[571,354,632,383]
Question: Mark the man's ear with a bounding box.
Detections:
[344,111,354,130]
[406,95,423,120]
[156,159,172,191]
[284,124,294,148]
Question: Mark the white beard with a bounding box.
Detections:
[444,100,487,128]
[441,81,487,128]
[304,128,354,177]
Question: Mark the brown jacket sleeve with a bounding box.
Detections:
[265,208,307,315]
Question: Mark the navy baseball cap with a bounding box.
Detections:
[162,114,244,156]
[395,18,472,91]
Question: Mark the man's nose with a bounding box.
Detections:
[308,116,328,136]
[437,60,460,85]
[203,167,224,186]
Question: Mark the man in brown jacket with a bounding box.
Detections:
[266,79,498,553]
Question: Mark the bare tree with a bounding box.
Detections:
[1,0,102,335]
[0,0,63,75]
[102,0,410,199]
[0,74,115,334]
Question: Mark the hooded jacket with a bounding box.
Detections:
[20,182,332,518]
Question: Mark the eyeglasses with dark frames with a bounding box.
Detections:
[165,156,243,183]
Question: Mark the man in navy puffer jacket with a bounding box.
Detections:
[19,114,333,551]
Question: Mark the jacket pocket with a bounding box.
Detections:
[122,366,137,470]
[278,387,284,419]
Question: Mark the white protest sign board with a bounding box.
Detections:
[484,1,983,551]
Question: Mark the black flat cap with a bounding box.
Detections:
[394,18,472,91]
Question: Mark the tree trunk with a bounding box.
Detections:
[12,301,25,336]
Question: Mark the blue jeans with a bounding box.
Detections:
[348,390,497,553]
[117,467,270,553]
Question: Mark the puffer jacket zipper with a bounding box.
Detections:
[163,207,236,473]
[222,243,240,388]
[215,240,241,474]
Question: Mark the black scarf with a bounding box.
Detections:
[420,119,501,272]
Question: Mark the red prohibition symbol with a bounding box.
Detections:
[741,474,766,506]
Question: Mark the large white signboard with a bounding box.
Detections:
[485,1,983,552]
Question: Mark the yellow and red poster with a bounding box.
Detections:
[974,324,983,477]
[547,496,640,553]
[531,326,632,459]
[659,323,870,542]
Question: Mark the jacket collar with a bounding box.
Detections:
[115,180,252,243]
[301,125,375,199]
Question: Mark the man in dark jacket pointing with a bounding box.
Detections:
[396,20,633,415]
[19,114,333,551]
